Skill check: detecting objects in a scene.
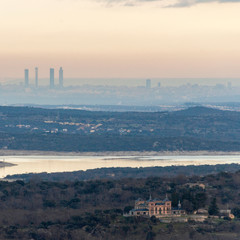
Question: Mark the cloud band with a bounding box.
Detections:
[100,0,240,7]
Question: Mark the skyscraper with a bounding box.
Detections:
[24,69,29,88]
[146,79,151,89]
[59,67,63,88]
[50,68,54,89]
[35,67,38,88]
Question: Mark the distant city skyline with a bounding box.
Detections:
[0,78,239,106]
[0,72,240,106]
[5,76,240,88]
[18,67,240,88]
[24,67,64,88]
[18,66,239,88]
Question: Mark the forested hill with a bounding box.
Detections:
[2,170,240,239]
[0,106,240,151]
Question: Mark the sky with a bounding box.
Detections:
[1,0,240,80]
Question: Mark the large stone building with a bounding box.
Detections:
[129,195,185,217]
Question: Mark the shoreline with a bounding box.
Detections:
[0,150,240,156]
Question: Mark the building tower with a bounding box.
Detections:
[178,200,182,209]
[146,79,151,89]
[50,68,54,89]
[35,67,38,88]
[24,69,29,88]
[59,67,63,88]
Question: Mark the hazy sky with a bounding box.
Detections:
[1,0,240,80]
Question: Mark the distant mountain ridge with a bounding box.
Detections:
[174,106,224,115]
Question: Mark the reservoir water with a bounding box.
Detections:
[0,155,240,178]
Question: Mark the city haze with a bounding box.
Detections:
[0,71,240,108]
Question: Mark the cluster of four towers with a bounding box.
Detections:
[24,67,64,89]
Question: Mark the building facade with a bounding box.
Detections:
[50,68,54,89]
[146,79,151,88]
[59,67,63,88]
[129,196,185,217]
[24,69,29,88]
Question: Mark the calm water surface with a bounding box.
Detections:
[0,155,240,178]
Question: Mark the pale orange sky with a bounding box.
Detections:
[1,0,240,79]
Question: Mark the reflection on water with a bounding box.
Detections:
[0,155,240,178]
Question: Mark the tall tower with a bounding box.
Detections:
[146,79,151,89]
[35,67,38,88]
[178,200,182,209]
[59,67,63,88]
[24,69,29,88]
[50,68,54,89]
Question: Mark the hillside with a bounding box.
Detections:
[0,106,239,151]
[0,170,240,239]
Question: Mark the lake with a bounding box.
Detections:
[0,155,240,178]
